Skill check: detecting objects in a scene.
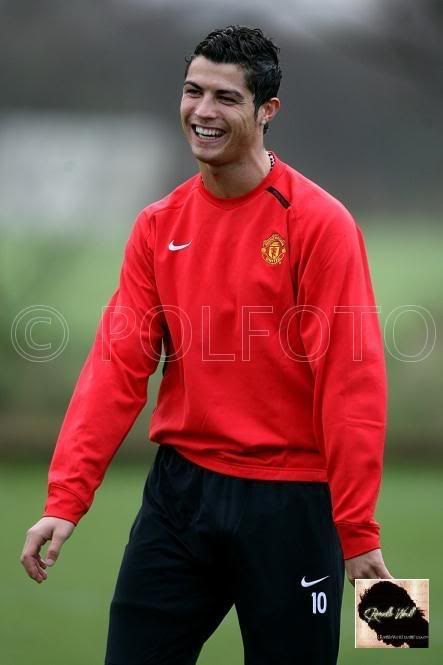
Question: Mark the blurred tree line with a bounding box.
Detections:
[1,0,442,216]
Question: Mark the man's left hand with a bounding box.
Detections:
[344,548,392,587]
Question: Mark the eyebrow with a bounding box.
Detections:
[183,80,244,99]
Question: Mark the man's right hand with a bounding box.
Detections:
[20,517,76,584]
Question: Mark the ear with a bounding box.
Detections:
[260,97,281,126]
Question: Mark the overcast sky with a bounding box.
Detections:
[124,0,381,35]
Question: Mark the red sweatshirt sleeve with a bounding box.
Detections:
[42,209,164,525]
[296,200,387,560]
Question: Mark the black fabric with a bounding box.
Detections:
[266,186,291,209]
[105,444,344,665]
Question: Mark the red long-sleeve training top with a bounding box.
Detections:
[43,151,388,559]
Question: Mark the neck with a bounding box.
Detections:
[198,149,273,199]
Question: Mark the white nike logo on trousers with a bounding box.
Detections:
[301,575,330,588]
[169,240,192,251]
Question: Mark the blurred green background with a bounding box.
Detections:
[2,1,442,663]
[2,222,442,459]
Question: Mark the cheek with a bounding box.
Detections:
[234,117,256,140]
[180,100,193,122]
[232,110,256,134]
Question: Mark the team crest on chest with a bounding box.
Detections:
[261,232,286,265]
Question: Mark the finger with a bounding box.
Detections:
[21,532,49,575]
[44,534,65,566]
[21,538,50,581]
[376,564,393,580]
[37,555,47,569]
[22,553,47,578]
[28,559,47,583]
[37,570,48,582]
[21,531,46,560]
[345,567,358,586]
[32,555,47,575]
[35,558,48,577]
[33,569,47,583]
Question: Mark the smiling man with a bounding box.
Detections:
[21,25,392,665]
[181,51,280,198]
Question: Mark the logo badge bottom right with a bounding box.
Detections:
[355,579,429,648]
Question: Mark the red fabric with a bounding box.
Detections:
[43,152,387,559]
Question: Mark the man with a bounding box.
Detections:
[21,25,392,664]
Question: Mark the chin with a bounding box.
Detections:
[190,146,224,166]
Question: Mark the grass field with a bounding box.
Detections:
[2,461,441,664]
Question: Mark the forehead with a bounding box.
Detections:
[185,55,251,95]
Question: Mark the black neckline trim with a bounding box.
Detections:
[266,186,291,209]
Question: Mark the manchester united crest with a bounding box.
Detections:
[261,232,286,265]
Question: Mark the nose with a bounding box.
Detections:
[194,93,217,120]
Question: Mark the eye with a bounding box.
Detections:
[185,88,200,96]
[220,96,235,104]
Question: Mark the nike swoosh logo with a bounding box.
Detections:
[169,240,192,251]
[301,575,330,588]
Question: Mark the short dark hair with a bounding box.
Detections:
[184,25,282,134]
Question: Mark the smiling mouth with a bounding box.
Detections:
[191,124,227,141]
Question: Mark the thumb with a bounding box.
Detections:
[45,536,65,567]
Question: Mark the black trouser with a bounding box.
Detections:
[105,444,345,665]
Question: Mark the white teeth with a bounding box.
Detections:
[194,125,224,138]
